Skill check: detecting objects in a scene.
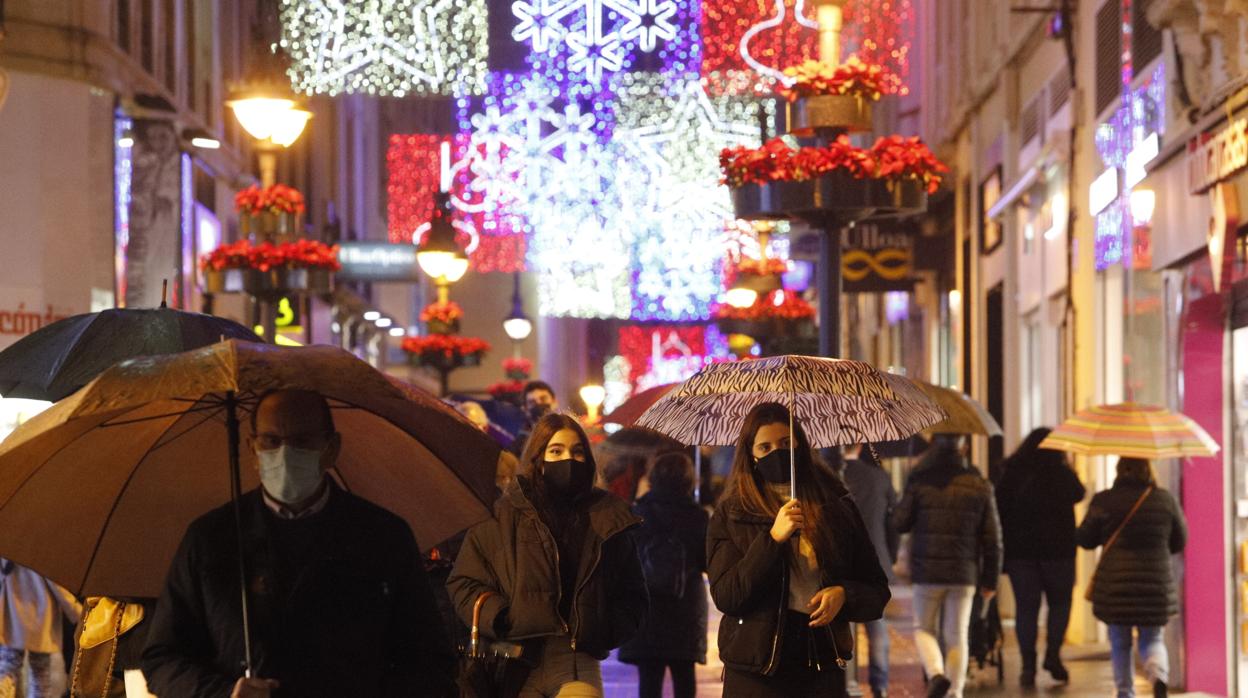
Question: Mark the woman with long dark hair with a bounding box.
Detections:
[707,402,891,697]
[448,413,648,697]
[996,427,1085,686]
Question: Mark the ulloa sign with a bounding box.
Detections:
[1188,117,1248,194]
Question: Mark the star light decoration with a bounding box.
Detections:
[511,0,700,90]
[279,0,488,97]
[616,75,772,320]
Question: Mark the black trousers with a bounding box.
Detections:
[723,612,849,697]
[636,659,696,698]
[1007,557,1076,670]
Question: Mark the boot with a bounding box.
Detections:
[925,674,951,698]
[1043,653,1069,683]
[1019,668,1035,687]
[1153,679,1168,698]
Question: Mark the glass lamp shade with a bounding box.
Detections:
[226,97,311,147]
[725,287,759,308]
[579,384,606,410]
[503,317,533,341]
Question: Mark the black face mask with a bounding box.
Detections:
[542,458,594,497]
[755,449,793,484]
[527,403,552,422]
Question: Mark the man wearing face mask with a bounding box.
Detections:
[508,381,559,456]
[142,389,457,698]
[448,413,648,696]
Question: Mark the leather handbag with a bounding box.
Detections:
[1085,486,1154,602]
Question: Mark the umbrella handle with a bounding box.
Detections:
[471,591,497,657]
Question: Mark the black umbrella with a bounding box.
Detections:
[0,307,260,401]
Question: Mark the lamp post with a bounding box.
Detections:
[417,192,469,303]
[502,272,532,357]
[579,384,606,425]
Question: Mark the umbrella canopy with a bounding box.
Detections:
[635,355,946,448]
[918,382,1002,436]
[0,307,261,401]
[0,340,501,598]
[1039,402,1219,459]
[602,383,676,427]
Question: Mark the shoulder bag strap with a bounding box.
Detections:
[1102,486,1154,555]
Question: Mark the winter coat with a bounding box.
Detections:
[0,559,81,654]
[707,483,890,676]
[446,478,648,660]
[618,492,708,665]
[996,458,1085,562]
[842,459,899,582]
[1077,479,1188,627]
[141,485,457,698]
[893,453,1003,589]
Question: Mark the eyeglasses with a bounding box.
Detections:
[254,432,332,451]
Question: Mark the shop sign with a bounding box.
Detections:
[1089,167,1119,216]
[842,223,916,292]
[1188,117,1248,194]
[336,242,421,282]
[1209,182,1240,292]
[1124,132,1159,189]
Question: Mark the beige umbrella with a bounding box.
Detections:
[915,381,1002,437]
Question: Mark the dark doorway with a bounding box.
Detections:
[986,283,1005,479]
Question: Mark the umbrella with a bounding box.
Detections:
[0,340,501,603]
[1039,402,1219,459]
[0,307,261,401]
[601,383,676,427]
[636,355,946,498]
[917,382,1002,436]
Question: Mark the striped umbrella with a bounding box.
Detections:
[636,355,945,449]
[1039,402,1218,459]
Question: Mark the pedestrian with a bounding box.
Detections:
[841,444,899,698]
[509,381,560,455]
[0,560,81,698]
[447,413,648,697]
[141,389,457,698]
[892,434,1002,698]
[1077,457,1187,698]
[707,402,891,697]
[618,451,708,698]
[995,427,1085,686]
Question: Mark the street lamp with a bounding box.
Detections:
[226,84,311,187]
[580,384,606,424]
[503,272,532,350]
[417,192,468,301]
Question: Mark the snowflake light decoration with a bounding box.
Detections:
[511,0,700,90]
[279,0,488,97]
[615,75,771,320]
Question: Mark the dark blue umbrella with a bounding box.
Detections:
[0,307,261,401]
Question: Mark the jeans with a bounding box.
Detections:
[862,618,890,695]
[0,647,54,698]
[636,660,695,698]
[519,638,604,697]
[912,584,976,698]
[1006,558,1075,670]
[1108,625,1168,698]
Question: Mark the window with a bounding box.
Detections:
[164,0,177,93]
[1132,0,1162,72]
[1095,0,1122,115]
[117,0,132,52]
[140,0,155,72]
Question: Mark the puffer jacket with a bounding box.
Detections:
[1076,479,1187,627]
[707,483,890,676]
[446,478,647,659]
[892,453,1002,589]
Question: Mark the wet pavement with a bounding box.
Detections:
[601,584,1213,697]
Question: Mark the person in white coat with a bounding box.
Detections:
[0,559,81,698]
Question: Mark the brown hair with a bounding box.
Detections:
[1117,457,1156,486]
[724,402,842,567]
[648,451,695,497]
[519,412,598,480]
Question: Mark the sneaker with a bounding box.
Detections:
[926,674,951,698]
[1019,669,1036,687]
[1043,656,1069,683]
[1153,679,1168,698]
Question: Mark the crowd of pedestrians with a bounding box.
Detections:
[0,384,1190,698]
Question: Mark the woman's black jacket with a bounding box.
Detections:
[707,483,890,676]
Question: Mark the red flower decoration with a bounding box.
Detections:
[778,57,903,103]
[736,258,789,276]
[234,184,307,216]
[487,379,526,398]
[502,357,533,380]
[401,334,491,360]
[714,290,816,321]
[199,240,341,273]
[420,301,464,325]
[720,136,947,194]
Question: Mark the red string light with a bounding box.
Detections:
[700,0,818,95]
[842,0,914,95]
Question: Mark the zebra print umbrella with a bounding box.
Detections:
[635,355,946,448]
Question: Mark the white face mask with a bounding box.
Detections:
[257,445,326,505]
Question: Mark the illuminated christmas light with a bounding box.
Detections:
[701,0,817,95]
[617,324,731,397]
[842,0,916,95]
[279,0,488,97]
[511,0,700,90]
